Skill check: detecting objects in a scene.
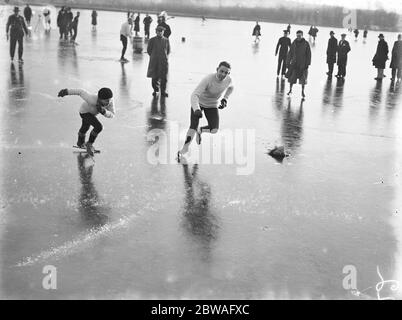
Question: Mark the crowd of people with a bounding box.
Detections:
[4,4,402,156]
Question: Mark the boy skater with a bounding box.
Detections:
[58,88,115,156]
[177,61,234,160]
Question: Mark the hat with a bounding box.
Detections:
[14,6,20,12]
[156,25,165,31]
[98,88,113,100]
[341,33,346,36]
[378,33,384,38]
[330,31,335,35]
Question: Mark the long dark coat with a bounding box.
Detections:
[389,40,402,69]
[337,40,351,66]
[252,25,261,36]
[134,16,140,32]
[286,38,311,84]
[326,36,338,64]
[372,39,389,69]
[147,36,170,79]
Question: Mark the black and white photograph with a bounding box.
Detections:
[0,0,401,305]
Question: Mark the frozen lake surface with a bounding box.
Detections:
[0,5,401,299]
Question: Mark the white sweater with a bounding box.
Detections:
[68,89,115,118]
[191,74,234,111]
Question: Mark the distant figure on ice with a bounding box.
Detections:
[275,30,291,78]
[372,34,389,80]
[147,25,170,97]
[119,17,133,62]
[252,22,261,43]
[286,30,311,98]
[157,13,171,39]
[57,87,115,156]
[287,24,291,34]
[177,61,234,160]
[66,7,73,37]
[326,31,338,76]
[91,10,97,31]
[134,13,140,36]
[353,28,359,40]
[308,25,318,42]
[43,7,51,31]
[363,28,368,41]
[23,4,32,25]
[57,6,66,39]
[202,16,206,24]
[390,34,402,83]
[70,12,80,44]
[6,7,29,63]
[143,13,153,39]
[336,33,351,79]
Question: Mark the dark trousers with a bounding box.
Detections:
[337,63,347,77]
[145,27,150,38]
[120,35,128,59]
[328,62,334,75]
[10,36,23,59]
[79,113,103,144]
[152,77,167,94]
[190,107,219,132]
[392,68,401,79]
[277,55,287,75]
[71,26,78,41]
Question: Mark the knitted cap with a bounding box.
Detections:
[98,88,113,99]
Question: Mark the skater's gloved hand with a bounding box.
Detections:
[58,89,68,97]
[218,98,227,109]
[98,107,106,115]
[194,109,202,118]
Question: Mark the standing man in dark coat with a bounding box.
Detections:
[287,24,291,34]
[336,33,351,79]
[390,34,402,83]
[57,7,65,39]
[157,14,171,39]
[286,30,311,98]
[23,5,32,25]
[143,14,152,39]
[134,13,140,36]
[326,31,338,76]
[91,10,97,31]
[6,7,29,63]
[147,25,170,97]
[275,30,291,78]
[372,34,389,80]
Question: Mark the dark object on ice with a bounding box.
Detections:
[268,146,288,161]
[182,37,185,42]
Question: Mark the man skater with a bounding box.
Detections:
[147,25,170,97]
[372,34,389,80]
[70,12,80,44]
[57,87,115,156]
[23,4,32,25]
[286,30,311,98]
[326,31,338,76]
[143,13,152,39]
[390,34,402,83]
[275,30,291,78]
[6,7,29,63]
[119,17,133,62]
[336,33,351,79]
[177,61,234,160]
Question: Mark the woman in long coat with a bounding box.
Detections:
[372,34,389,80]
[134,13,140,36]
[390,34,402,82]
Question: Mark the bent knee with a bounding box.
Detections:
[210,128,219,134]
